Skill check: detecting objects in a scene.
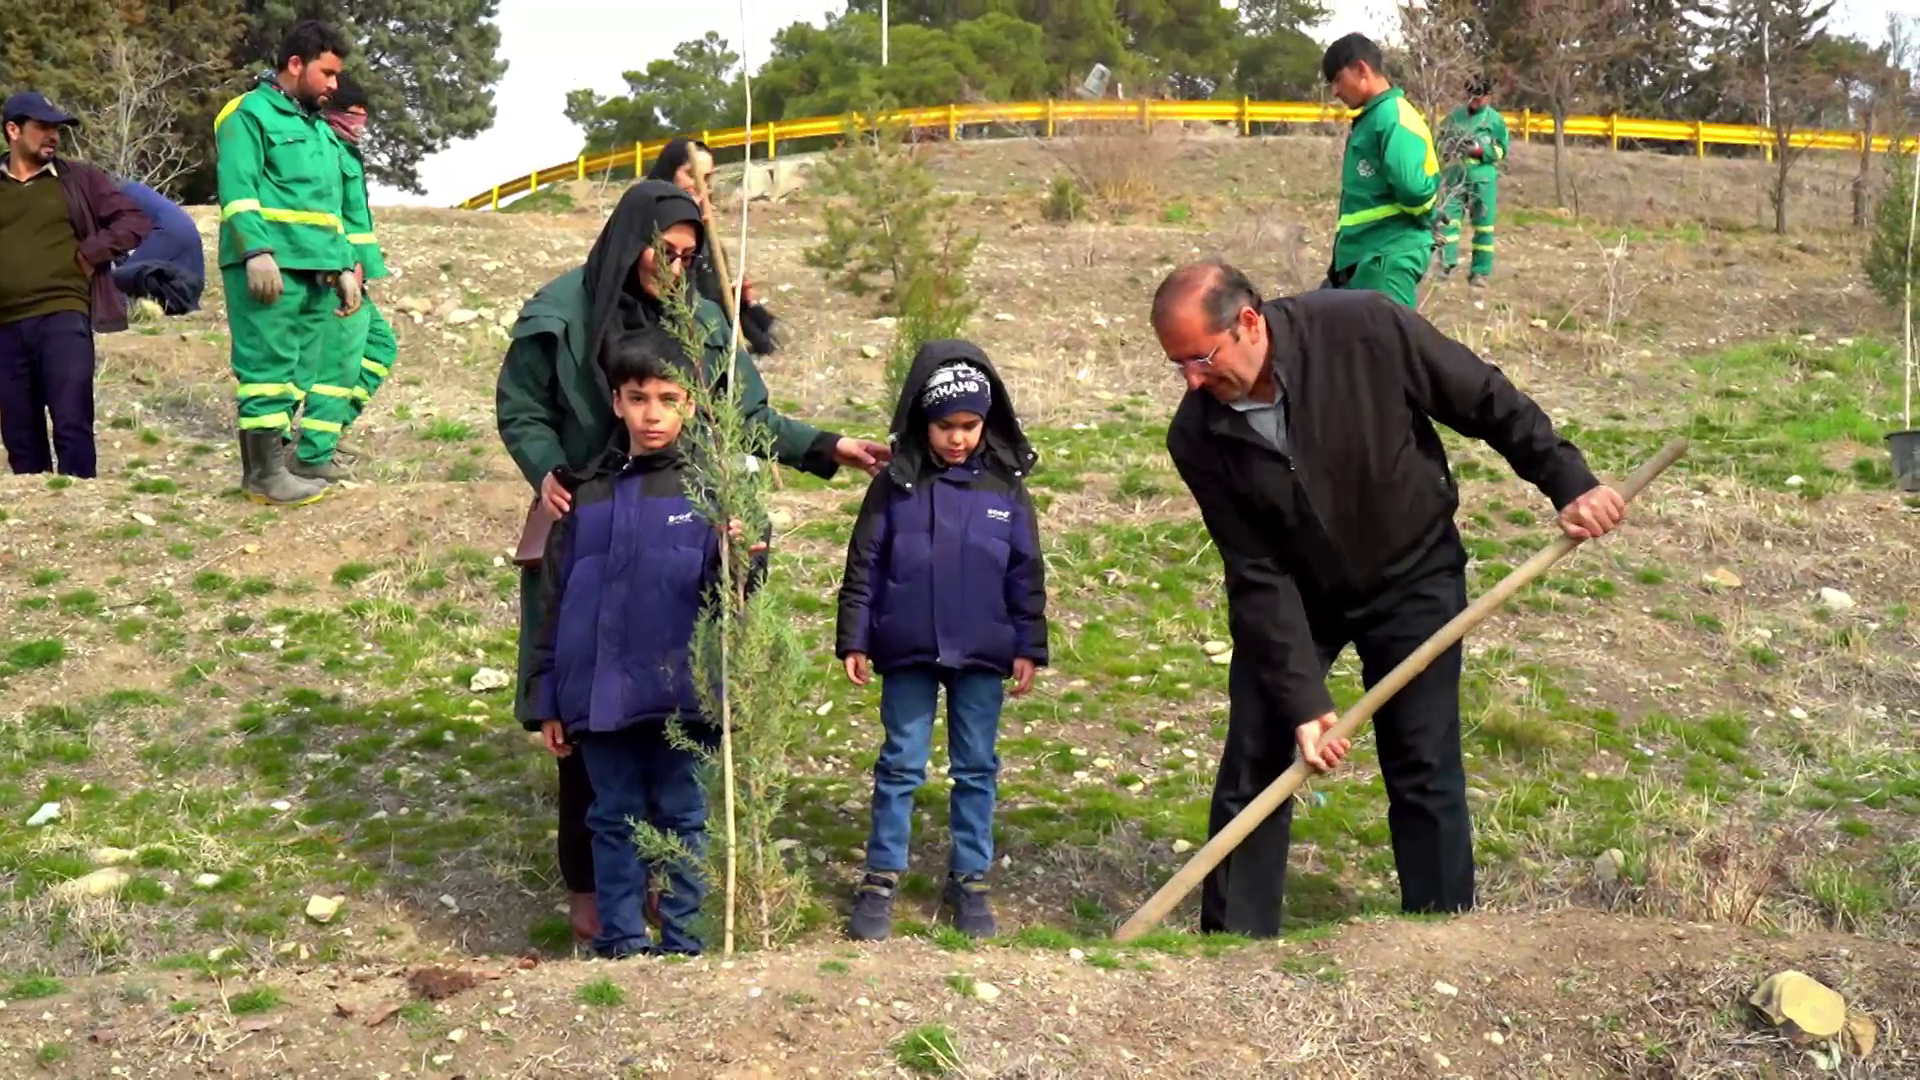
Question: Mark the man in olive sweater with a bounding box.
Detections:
[0,92,151,479]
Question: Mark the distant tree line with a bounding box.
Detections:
[0,0,505,200]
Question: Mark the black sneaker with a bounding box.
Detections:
[848,873,897,941]
[942,873,996,938]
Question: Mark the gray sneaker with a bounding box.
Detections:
[1468,274,1490,290]
[848,873,896,942]
[942,873,996,938]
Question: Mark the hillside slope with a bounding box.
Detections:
[0,133,1912,1077]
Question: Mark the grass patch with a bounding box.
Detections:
[8,974,63,1000]
[893,1023,963,1076]
[576,977,625,1007]
[226,987,281,1015]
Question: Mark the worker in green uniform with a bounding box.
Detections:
[292,71,399,482]
[214,20,359,506]
[1320,33,1440,308]
[1437,76,1510,289]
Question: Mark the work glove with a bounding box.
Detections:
[244,253,283,306]
[336,267,363,315]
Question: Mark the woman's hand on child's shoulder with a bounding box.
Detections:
[1010,658,1037,697]
[843,653,871,686]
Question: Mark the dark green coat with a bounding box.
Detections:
[496,264,841,722]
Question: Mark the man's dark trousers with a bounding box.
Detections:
[1200,535,1475,936]
[0,311,97,478]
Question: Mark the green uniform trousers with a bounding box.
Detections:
[225,267,335,435]
[1337,247,1429,308]
[1441,173,1498,278]
[294,296,397,465]
[348,302,398,424]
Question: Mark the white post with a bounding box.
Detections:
[881,0,889,66]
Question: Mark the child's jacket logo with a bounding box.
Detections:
[986,508,1011,522]
[666,512,696,526]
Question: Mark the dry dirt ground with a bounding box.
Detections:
[0,131,1914,1077]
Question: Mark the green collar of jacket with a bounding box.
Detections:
[1357,85,1406,123]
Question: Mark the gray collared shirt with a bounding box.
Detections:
[1227,385,1288,455]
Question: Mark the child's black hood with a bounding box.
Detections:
[885,340,1037,486]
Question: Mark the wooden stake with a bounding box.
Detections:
[1113,438,1690,943]
[692,169,784,491]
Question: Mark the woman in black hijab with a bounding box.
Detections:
[645,138,781,356]
[497,179,888,942]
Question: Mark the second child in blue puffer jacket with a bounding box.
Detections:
[835,340,1049,942]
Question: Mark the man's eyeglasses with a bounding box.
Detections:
[1168,343,1221,373]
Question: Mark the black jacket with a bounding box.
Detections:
[1166,288,1600,725]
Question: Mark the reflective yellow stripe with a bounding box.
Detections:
[302,418,344,433]
[1337,198,1434,228]
[360,358,390,378]
[238,413,290,430]
[214,95,243,133]
[222,198,262,219]
[347,232,377,245]
[236,382,300,398]
[1472,243,1495,252]
[259,207,344,232]
[352,388,372,402]
[308,384,354,399]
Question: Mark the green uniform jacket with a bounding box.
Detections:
[213,79,353,273]
[1332,86,1442,271]
[1438,105,1510,184]
[339,142,387,281]
[495,265,842,489]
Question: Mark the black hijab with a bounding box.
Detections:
[582,180,706,379]
[640,139,780,355]
[645,137,710,185]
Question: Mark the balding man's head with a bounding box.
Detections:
[1151,261,1262,336]
[1150,261,1274,404]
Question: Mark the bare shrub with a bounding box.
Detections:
[1045,121,1183,209]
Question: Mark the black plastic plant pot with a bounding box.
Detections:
[1889,429,1920,493]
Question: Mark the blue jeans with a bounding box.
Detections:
[865,665,1005,876]
[576,721,715,957]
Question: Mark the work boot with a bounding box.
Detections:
[240,430,326,506]
[1469,274,1490,290]
[848,872,897,942]
[942,872,997,938]
[288,450,355,483]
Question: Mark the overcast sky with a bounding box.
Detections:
[370,0,1917,208]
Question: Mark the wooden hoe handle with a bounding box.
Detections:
[1113,438,1689,942]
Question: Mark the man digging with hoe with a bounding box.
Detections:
[1150,261,1628,936]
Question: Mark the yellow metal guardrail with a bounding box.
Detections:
[457,98,1918,211]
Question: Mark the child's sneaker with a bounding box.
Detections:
[942,872,996,938]
[848,873,897,941]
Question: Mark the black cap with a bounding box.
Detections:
[3,92,80,128]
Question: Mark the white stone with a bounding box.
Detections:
[1817,588,1855,613]
[305,895,344,924]
[1433,981,1460,997]
[1785,475,1805,487]
[25,802,60,827]
[445,309,480,326]
[469,667,512,692]
[970,980,1001,1002]
[55,868,130,900]
[90,847,136,866]
[1171,839,1193,854]
[193,873,222,889]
